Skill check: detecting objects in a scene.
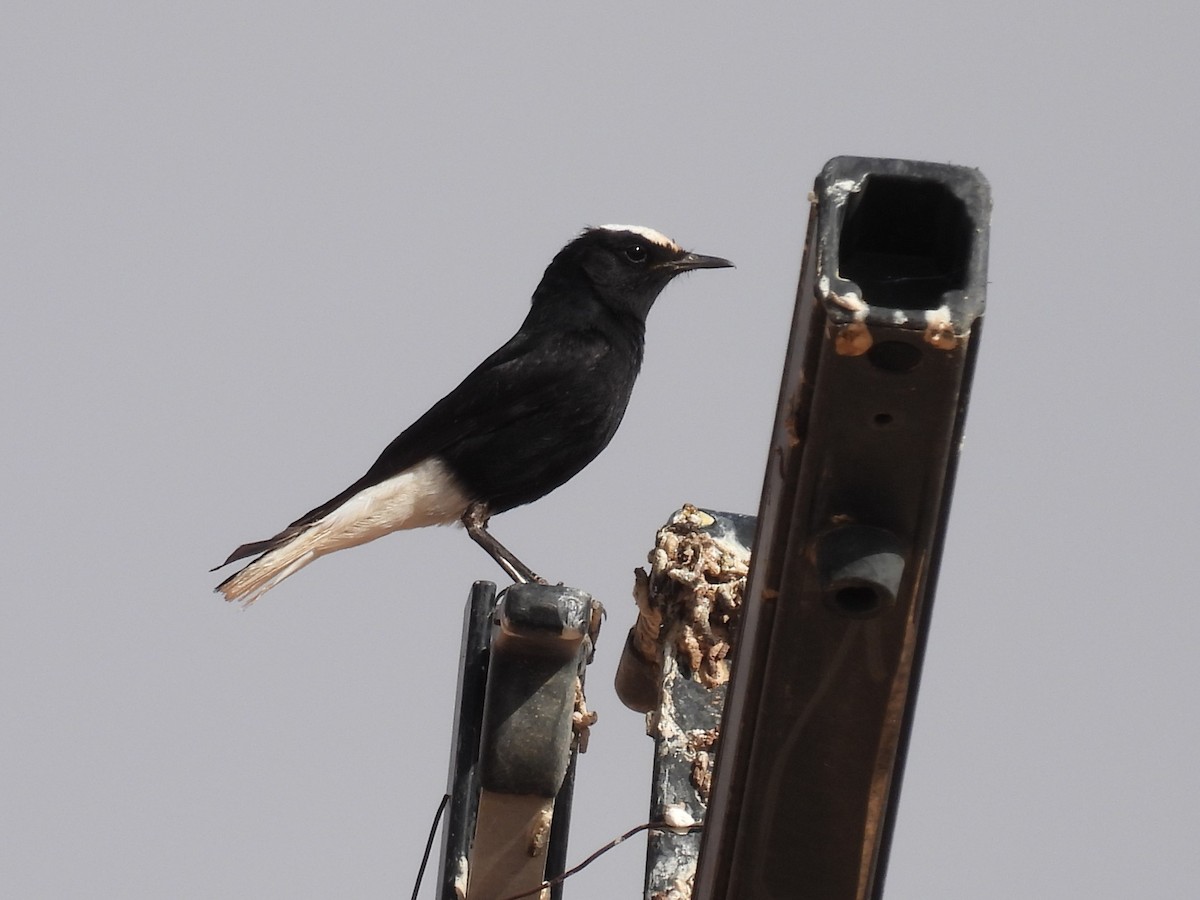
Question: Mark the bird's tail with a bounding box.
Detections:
[213,458,474,605]
[214,525,321,606]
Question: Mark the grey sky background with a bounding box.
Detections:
[3,2,1197,898]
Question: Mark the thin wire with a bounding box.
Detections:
[496,820,704,900]
[411,793,451,900]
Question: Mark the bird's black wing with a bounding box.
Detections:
[215,327,613,568]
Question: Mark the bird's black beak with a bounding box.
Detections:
[664,251,735,273]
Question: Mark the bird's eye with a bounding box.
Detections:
[624,243,648,263]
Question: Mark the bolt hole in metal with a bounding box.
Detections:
[872,412,893,427]
[833,584,882,616]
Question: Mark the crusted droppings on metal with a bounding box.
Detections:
[528,805,553,857]
[453,856,468,900]
[642,505,749,691]
[571,678,598,753]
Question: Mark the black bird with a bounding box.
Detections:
[213,225,732,604]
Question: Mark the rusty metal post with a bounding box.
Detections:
[616,508,754,899]
[691,156,992,900]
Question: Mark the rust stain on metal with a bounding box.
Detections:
[924,321,957,349]
[834,321,873,356]
[687,729,720,801]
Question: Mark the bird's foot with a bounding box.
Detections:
[462,502,550,585]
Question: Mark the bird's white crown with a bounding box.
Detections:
[597,224,679,252]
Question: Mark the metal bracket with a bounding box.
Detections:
[438,582,599,900]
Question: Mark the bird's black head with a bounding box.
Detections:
[532,225,733,326]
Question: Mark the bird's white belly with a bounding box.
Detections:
[315,456,473,553]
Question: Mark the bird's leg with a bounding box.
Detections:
[462,502,549,585]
